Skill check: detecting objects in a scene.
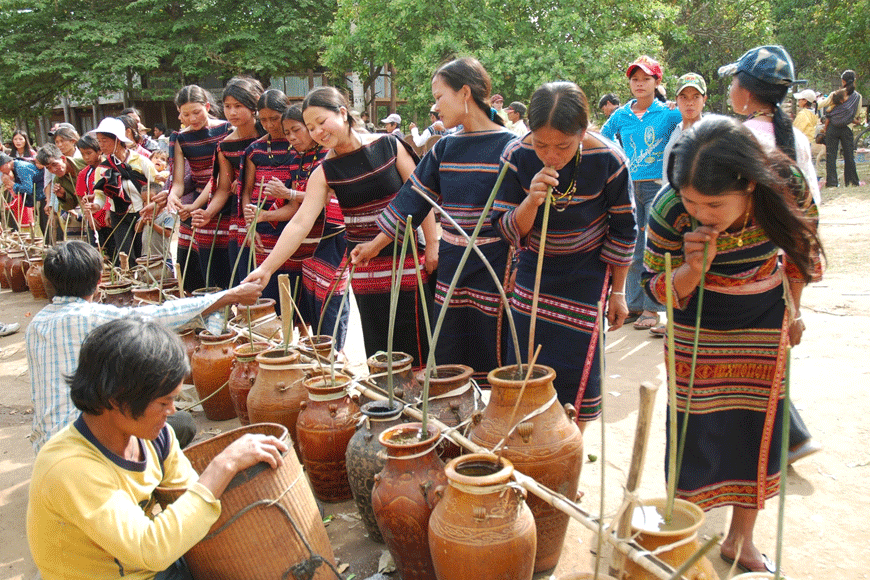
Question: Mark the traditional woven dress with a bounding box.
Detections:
[238,135,323,312]
[378,129,517,385]
[641,168,822,510]
[212,134,260,285]
[169,121,231,291]
[492,132,636,420]
[294,146,350,348]
[321,135,430,366]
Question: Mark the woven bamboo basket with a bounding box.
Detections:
[154,423,337,580]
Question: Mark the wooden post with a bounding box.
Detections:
[389,63,397,113]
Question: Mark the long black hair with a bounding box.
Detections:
[175,84,220,118]
[433,57,505,127]
[223,76,264,112]
[735,71,795,160]
[668,115,822,282]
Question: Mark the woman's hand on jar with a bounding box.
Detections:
[683,226,719,275]
[528,167,560,207]
[606,292,629,331]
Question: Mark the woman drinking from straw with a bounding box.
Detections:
[642,115,822,573]
[351,56,515,384]
[165,85,232,293]
[244,87,436,366]
[191,77,265,289]
[491,81,636,432]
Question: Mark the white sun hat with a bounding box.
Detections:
[89,117,133,144]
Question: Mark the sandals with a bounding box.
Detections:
[720,552,776,574]
[632,313,659,330]
[649,324,666,337]
[624,311,643,324]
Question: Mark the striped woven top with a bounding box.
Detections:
[168,121,232,192]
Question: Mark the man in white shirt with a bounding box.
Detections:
[505,102,528,136]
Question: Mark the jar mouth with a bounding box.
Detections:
[630,498,705,536]
[488,363,555,384]
[414,364,473,382]
[255,348,301,365]
[445,453,513,486]
[361,399,404,419]
[379,422,440,448]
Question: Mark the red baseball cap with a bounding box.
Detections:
[626,55,663,79]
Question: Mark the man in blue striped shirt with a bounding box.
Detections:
[25,241,261,452]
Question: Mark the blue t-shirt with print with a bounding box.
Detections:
[600,100,682,181]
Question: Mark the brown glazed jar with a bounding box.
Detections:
[298,335,335,364]
[178,329,201,385]
[415,364,480,459]
[371,422,446,580]
[26,257,48,299]
[428,454,536,580]
[296,375,359,502]
[623,498,717,580]
[101,281,134,307]
[345,399,405,542]
[228,342,271,425]
[131,285,161,305]
[247,349,308,457]
[367,352,422,404]
[470,364,583,573]
[234,298,283,342]
[5,251,30,292]
[190,330,238,421]
[0,249,11,289]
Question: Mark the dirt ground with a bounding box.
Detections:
[2,184,869,580]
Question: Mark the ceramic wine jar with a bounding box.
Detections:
[178,329,201,385]
[234,298,283,342]
[190,330,238,421]
[428,454,536,580]
[0,249,11,289]
[5,251,29,292]
[622,498,718,580]
[470,364,583,573]
[367,352,422,403]
[414,363,479,459]
[228,342,271,425]
[247,348,309,456]
[298,335,336,364]
[296,375,359,502]
[101,281,134,307]
[345,399,405,542]
[26,257,48,299]
[371,422,446,580]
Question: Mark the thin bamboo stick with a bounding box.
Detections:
[664,253,678,520]
[774,347,792,580]
[528,185,552,363]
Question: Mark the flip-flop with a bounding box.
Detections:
[624,311,643,324]
[632,314,659,330]
[649,324,666,337]
[720,552,776,574]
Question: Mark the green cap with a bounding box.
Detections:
[676,72,707,96]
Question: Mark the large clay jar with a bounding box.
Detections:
[101,280,134,306]
[470,364,583,573]
[228,342,271,425]
[371,422,446,580]
[368,352,422,404]
[5,251,30,292]
[153,423,337,580]
[178,329,201,385]
[345,399,405,542]
[135,254,168,284]
[428,454,536,580]
[622,498,718,580]
[415,364,480,459]
[247,349,309,456]
[296,375,359,502]
[26,257,48,299]
[560,574,619,580]
[0,249,11,289]
[234,298,283,342]
[190,330,238,421]
[132,285,161,305]
[298,335,335,364]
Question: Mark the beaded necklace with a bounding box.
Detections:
[550,146,582,212]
